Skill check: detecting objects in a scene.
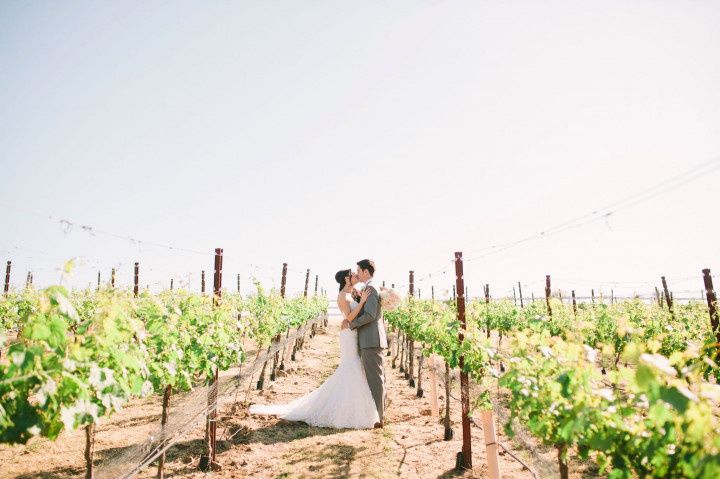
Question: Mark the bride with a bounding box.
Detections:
[248,269,381,429]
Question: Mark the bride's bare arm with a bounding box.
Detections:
[347,289,372,323]
[337,292,351,320]
[337,292,352,330]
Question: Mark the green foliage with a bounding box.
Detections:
[390,296,719,477]
[0,283,327,445]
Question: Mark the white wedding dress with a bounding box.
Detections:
[248,298,380,429]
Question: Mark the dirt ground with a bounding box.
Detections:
[0,308,600,479]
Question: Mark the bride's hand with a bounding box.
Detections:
[341,319,350,330]
[360,289,372,303]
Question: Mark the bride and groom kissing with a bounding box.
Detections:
[249,259,389,429]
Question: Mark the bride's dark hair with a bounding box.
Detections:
[334,269,351,291]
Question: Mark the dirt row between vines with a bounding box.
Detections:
[0,312,597,478]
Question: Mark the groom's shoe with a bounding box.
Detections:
[373,421,384,429]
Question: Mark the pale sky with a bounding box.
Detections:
[1,1,719,300]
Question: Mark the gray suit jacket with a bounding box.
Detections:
[349,284,385,349]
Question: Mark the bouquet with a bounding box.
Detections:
[379,287,401,312]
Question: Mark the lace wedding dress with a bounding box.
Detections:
[248,299,380,429]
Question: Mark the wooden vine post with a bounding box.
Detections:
[572,290,577,317]
[484,284,490,338]
[201,270,206,295]
[408,270,415,388]
[398,329,405,372]
[393,279,401,369]
[314,274,318,295]
[4,260,11,295]
[111,267,115,289]
[281,263,287,297]
[170,278,173,291]
[96,271,101,291]
[416,343,424,397]
[306,270,317,338]
[270,263,287,382]
[157,384,172,479]
[412,273,425,396]
[661,276,675,319]
[133,262,139,297]
[518,281,524,308]
[85,422,95,479]
[702,269,720,361]
[454,252,472,470]
[200,248,223,471]
[545,275,553,318]
[444,360,453,441]
[304,269,310,297]
[237,273,241,294]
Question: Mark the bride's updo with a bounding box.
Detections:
[334,269,351,291]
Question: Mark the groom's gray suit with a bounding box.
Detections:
[349,278,387,422]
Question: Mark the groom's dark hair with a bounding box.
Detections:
[357,259,375,277]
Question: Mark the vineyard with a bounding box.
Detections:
[385,255,720,479]
[0,254,329,478]
[1,251,720,478]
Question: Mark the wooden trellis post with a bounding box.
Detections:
[157,384,172,479]
[200,248,223,472]
[572,290,577,317]
[444,360,453,441]
[304,269,310,297]
[484,284,490,338]
[4,261,11,295]
[702,269,719,361]
[270,263,287,381]
[454,252,472,470]
[662,276,675,319]
[133,262,139,297]
[408,270,415,388]
[545,275,552,318]
[518,281,524,308]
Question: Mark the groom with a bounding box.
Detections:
[349,259,388,428]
